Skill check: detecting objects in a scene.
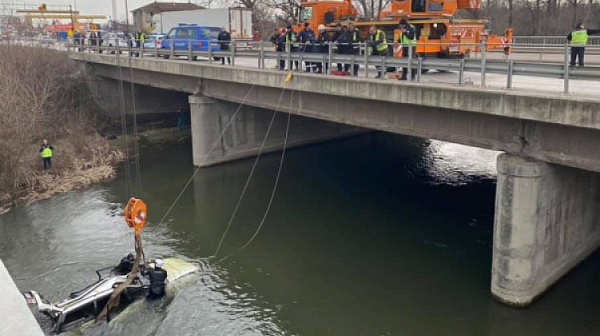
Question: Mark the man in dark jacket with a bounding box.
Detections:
[218,26,231,65]
[567,23,600,67]
[315,24,331,73]
[145,257,168,300]
[298,22,316,72]
[397,18,417,80]
[335,21,360,75]
[270,28,285,70]
[282,25,299,71]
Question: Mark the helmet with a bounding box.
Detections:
[154,258,164,268]
[399,18,408,26]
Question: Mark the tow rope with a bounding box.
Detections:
[96,197,147,323]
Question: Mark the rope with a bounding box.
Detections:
[216,85,294,264]
[116,47,132,197]
[213,87,287,258]
[156,85,256,227]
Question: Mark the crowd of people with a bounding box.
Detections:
[268,18,417,80]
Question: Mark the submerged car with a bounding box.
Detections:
[23,257,197,334]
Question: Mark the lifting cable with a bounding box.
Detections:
[155,85,256,227]
[97,1,146,323]
[215,86,294,264]
[213,86,288,258]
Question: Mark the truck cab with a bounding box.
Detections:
[161,24,221,57]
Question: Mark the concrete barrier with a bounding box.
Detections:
[0,260,44,336]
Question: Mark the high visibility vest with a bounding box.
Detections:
[286,33,298,47]
[371,30,388,52]
[571,29,588,45]
[139,33,146,42]
[41,146,53,158]
[401,25,417,46]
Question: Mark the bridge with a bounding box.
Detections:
[70,48,600,308]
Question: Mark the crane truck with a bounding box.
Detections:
[290,0,512,58]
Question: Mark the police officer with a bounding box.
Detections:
[567,23,600,67]
[368,25,389,78]
[218,26,232,65]
[397,18,417,80]
[298,22,316,72]
[145,257,168,300]
[39,139,54,170]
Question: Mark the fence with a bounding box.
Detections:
[5,36,600,94]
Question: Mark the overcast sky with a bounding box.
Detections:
[32,0,195,20]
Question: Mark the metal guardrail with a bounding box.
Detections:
[513,36,600,46]
[5,37,600,94]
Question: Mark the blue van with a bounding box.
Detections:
[161,24,221,59]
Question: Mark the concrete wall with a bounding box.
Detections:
[0,260,44,336]
[75,54,600,173]
[88,76,189,119]
[492,153,600,306]
[189,96,367,167]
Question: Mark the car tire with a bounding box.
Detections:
[163,55,170,59]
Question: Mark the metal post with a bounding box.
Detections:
[458,58,465,85]
[155,43,158,58]
[407,44,412,81]
[417,57,423,82]
[350,55,355,76]
[188,39,193,61]
[563,42,569,94]
[170,40,174,59]
[230,42,235,66]
[287,43,291,71]
[380,56,385,79]
[299,44,304,72]
[260,41,265,69]
[364,42,369,78]
[506,60,514,89]
[140,42,144,58]
[208,40,213,64]
[480,41,486,87]
[327,43,333,75]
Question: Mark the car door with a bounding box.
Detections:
[162,28,176,49]
[175,27,195,50]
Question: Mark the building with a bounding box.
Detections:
[131,2,201,32]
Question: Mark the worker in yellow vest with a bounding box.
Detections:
[39,139,54,170]
[397,18,417,80]
[567,23,600,67]
[369,25,390,78]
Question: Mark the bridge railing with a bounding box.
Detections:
[6,37,600,94]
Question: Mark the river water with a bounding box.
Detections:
[2,132,600,336]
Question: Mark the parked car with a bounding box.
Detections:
[143,34,164,49]
[102,32,135,52]
[161,24,220,59]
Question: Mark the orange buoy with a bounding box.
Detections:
[124,197,147,235]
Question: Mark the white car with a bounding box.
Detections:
[101,32,136,51]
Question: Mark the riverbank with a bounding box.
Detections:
[0,127,190,215]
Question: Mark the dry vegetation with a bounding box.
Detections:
[0,46,123,214]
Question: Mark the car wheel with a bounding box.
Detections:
[163,54,170,59]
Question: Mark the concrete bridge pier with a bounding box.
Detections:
[492,153,600,307]
[189,95,367,167]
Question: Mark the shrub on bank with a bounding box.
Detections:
[0,46,122,213]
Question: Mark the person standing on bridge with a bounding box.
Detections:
[39,139,54,170]
[368,25,390,78]
[397,18,417,80]
[218,26,231,65]
[567,23,600,67]
[270,28,285,70]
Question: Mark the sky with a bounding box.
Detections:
[15,0,196,21]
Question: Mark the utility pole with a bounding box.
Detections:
[111,0,117,28]
[69,4,74,35]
